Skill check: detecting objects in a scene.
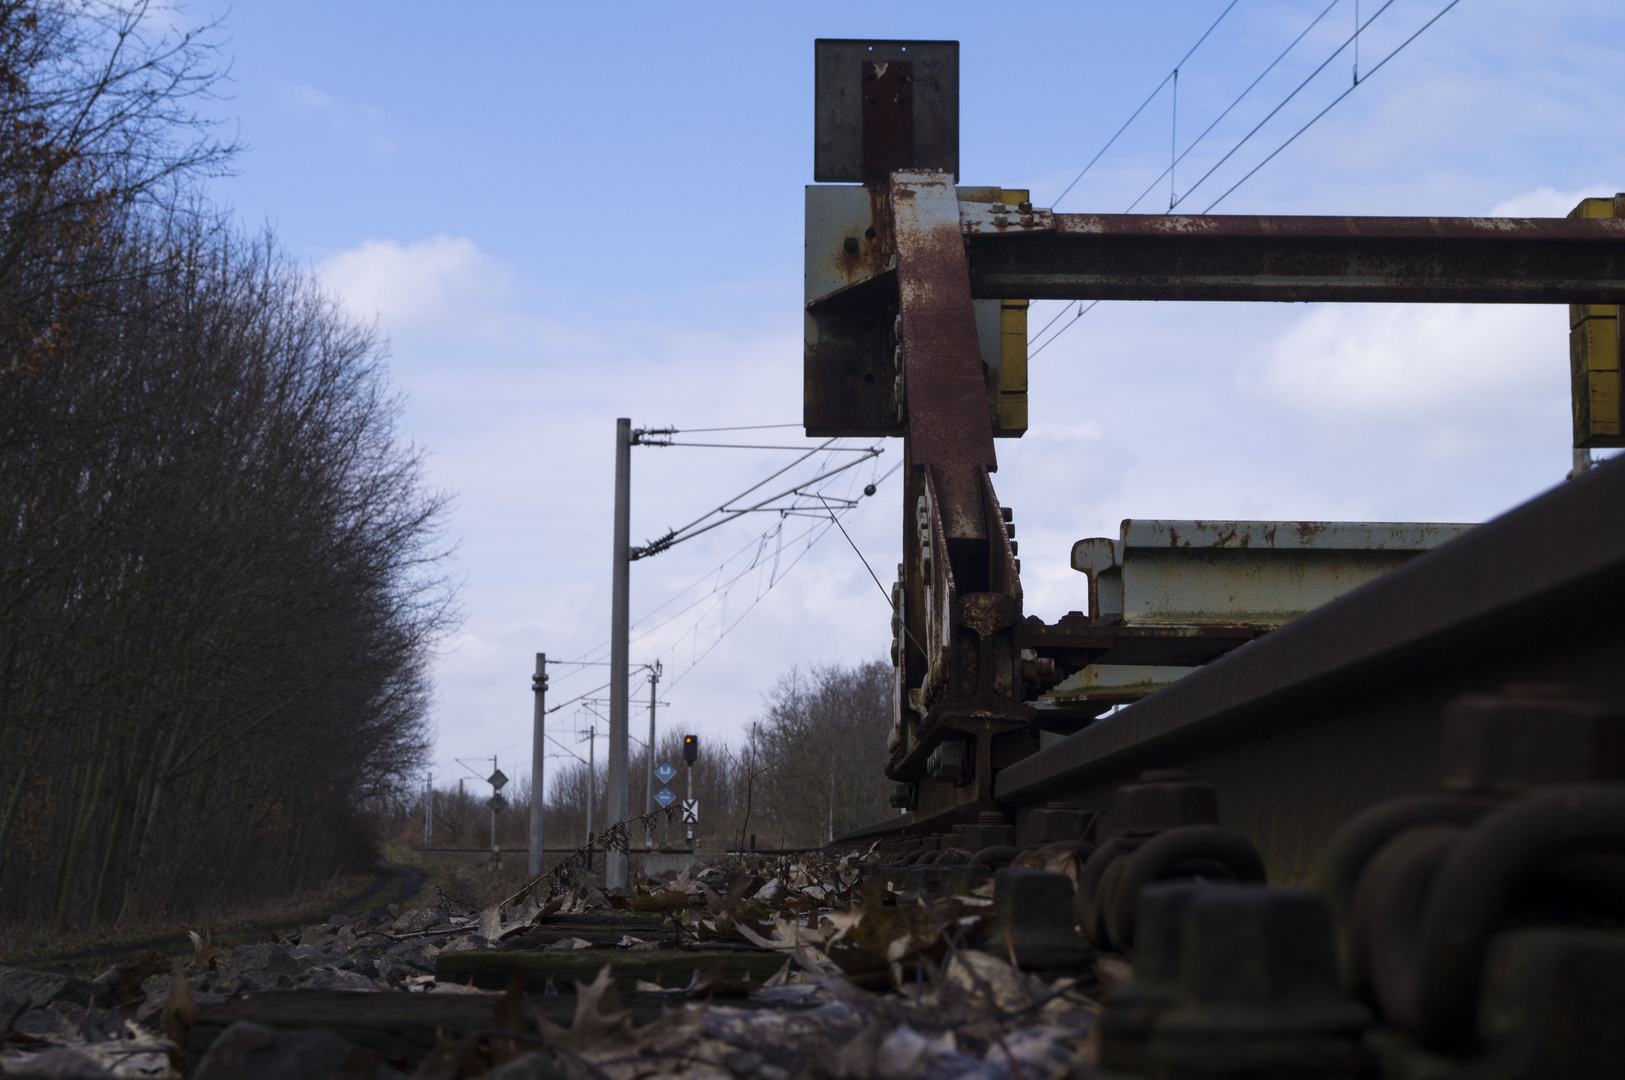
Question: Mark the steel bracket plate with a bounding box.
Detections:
[814,40,958,183]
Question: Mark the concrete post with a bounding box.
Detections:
[645,660,660,849]
[608,418,632,887]
[529,653,547,877]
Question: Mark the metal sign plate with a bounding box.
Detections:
[487,794,507,813]
[655,761,676,784]
[487,769,508,790]
[682,799,699,824]
[655,787,676,808]
[814,39,958,183]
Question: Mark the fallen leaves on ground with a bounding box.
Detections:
[2,849,1098,1080]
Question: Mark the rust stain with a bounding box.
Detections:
[1295,521,1330,545]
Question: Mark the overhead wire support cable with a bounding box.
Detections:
[632,446,883,560]
[816,494,927,659]
[1051,0,1240,208]
[1031,0,1456,357]
[545,681,612,716]
[643,438,838,541]
[1120,0,1343,214]
[664,423,802,433]
[1170,66,1178,211]
[644,442,878,452]
[1030,301,1101,359]
[1203,0,1463,212]
[554,434,901,690]
[1175,0,1399,210]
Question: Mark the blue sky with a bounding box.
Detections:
[187,1,1625,795]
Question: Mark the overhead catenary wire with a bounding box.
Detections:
[816,492,927,659]
[641,442,879,452]
[547,435,893,693]
[495,437,897,801]
[633,445,882,559]
[1121,0,1343,214]
[623,453,901,692]
[664,514,839,691]
[1052,0,1240,208]
[1177,0,1400,210]
[660,459,902,688]
[1202,0,1464,212]
[661,423,803,433]
[542,437,870,681]
[1031,0,1459,357]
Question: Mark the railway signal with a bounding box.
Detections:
[682,735,698,848]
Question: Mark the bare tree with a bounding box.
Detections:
[526,661,894,859]
[746,660,894,847]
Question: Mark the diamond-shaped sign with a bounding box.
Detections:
[654,787,676,808]
[655,761,676,784]
[488,769,508,790]
[487,794,507,813]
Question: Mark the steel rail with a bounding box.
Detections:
[967,212,1625,303]
[988,455,1625,884]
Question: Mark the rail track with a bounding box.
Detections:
[837,454,1625,875]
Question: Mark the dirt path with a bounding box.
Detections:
[12,861,429,975]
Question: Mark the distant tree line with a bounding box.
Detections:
[401,660,896,862]
[0,2,454,929]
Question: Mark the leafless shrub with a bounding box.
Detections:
[0,4,455,929]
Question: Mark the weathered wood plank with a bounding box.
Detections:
[436,947,785,993]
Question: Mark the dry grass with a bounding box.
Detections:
[1,870,388,974]
[379,840,600,912]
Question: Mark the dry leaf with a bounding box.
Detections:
[187,927,217,968]
[163,959,199,1069]
[99,951,167,1007]
[490,970,529,1066]
[532,965,629,1052]
[945,949,1052,1014]
[407,1034,482,1080]
[478,905,503,940]
[683,964,759,998]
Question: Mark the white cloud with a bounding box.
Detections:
[1248,185,1597,432]
[319,236,512,333]
[290,83,336,110]
[1254,302,1564,421]
[285,82,395,153]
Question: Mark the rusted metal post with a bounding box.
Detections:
[607,419,631,887]
[528,653,547,877]
[585,725,595,870]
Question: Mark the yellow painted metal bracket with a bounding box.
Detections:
[960,186,1031,437]
[1569,196,1624,448]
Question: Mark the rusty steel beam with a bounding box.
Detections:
[892,170,997,531]
[967,213,1625,303]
